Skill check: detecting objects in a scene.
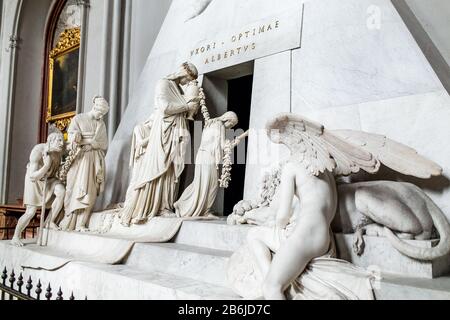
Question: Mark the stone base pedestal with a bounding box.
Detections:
[0,219,449,300]
[335,234,450,279]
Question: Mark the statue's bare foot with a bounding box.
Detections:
[11,237,24,247]
[76,227,90,233]
[49,222,61,231]
[353,229,365,256]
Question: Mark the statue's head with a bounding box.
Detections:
[220,111,239,129]
[91,96,110,119]
[168,62,199,86]
[47,131,64,153]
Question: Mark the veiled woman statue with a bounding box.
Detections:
[120,63,200,226]
[174,112,241,218]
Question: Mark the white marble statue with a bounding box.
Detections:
[174,112,240,218]
[11,132,65,247]
[61,96,109,232]
[120,63,201,226]
[335,181,450,260]
[129,115,154,183]
[228,163,284,226]
[228,113,444,300]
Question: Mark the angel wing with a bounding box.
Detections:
[266,113,442,179]
[332,130,443,179]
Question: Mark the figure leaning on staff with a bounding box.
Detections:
[11,131,66,247]
[60,96,109,232]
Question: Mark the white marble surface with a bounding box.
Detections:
[292,0,444,111]
[357,90,450,218]
[126,243,232,287]
[244,51,292,200]
[375,274,450,300]
[178,4,303,73]
[173,219,252,252]
[1,221,450,299]
[336,234,450,279]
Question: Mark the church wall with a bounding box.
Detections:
[0,0,21,203]
[6,0,53,203]
[128,0,173,100]
[80,0,107,114]
[402,0,450,92]
[82,0,172,130]
[1,0,51,203]
[0,0,3,44]
[0,0,171,203]
[243,51,292,200]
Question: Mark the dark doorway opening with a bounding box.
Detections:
[179,62,254,216]
[223,75,253,215]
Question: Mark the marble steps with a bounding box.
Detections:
[173,219,252,251]
[0,241,240,300]
[375,273,450,300]
[172,219,450,279]
[125,242,233,287]
[74,263,241,300]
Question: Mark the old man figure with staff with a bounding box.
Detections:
[11,131,65,247]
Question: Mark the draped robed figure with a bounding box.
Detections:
[62,97,109,232]
[120,63,200,226]
[174,112,239,218]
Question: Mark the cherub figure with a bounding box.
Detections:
[241,113,444,300]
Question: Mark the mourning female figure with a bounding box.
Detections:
[120,63,201,226]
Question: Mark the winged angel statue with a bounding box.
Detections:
[227,113,450,300]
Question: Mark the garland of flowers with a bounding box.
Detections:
[219,139,234,188]
[58,145,81,182]
[198,87,211,122]
[198,86,234,189]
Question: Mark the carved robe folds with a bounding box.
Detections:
[174,120,225,218]
[120,79,190,225]
[64,114,108,217]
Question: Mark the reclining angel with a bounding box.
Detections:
[227,113,449,300]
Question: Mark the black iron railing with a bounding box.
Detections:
[0,267,78,300]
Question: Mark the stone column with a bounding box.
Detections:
[121,0,132,116]
[0,0,23,204]
[76,0,90,114]
[107,0,123,142]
